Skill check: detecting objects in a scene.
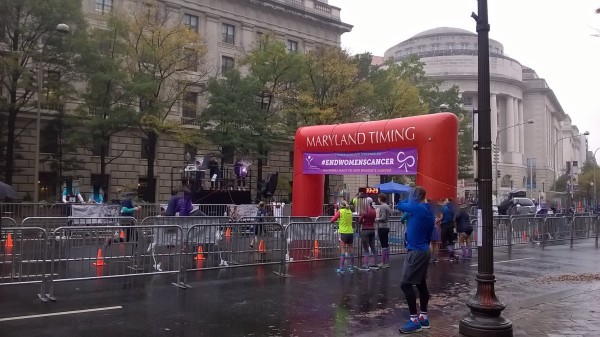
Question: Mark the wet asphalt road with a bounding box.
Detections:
[0,240,598,337]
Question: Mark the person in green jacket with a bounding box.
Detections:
[330,201,355,273]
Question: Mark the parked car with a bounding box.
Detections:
[507,197,536,215]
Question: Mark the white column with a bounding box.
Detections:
[505,96,515,152]
[518,100,525,154]
[513,98,520,154]
[491,94,498,147]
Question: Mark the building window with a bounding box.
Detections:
[221,56,234,74]
[287,40,298,53]
[183,13,199,32]
[91,141,109,157]
[461,42,469,49]
[432,44,439,51]
[222,23,235,44]
[44,70,61,102]
[40,127,58,154]
[462,96,474,106]
[39,172,58,202]
[446,43,455,50]
[182,92,197,119]
[137,176,155,202]
[141,138,151,160]
[184,48,199,71]
[95,0,112,14]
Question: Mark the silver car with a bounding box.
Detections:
[508,198,536,215]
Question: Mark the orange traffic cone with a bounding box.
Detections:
[225,227,231,238]
[92,249,106,267]
[119,230,125,240]
[313,240,319,254]
[5,233,14,248]
[194,245,205,260]
[258,240,266,253]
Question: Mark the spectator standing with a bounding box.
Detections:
[396,186,435,334]
[376,194,392,268]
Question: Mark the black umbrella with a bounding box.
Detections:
[0,181,19,199]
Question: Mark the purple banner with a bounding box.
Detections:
[302,149,417,175]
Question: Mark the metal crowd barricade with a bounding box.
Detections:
[0,227,51,301]
[492,216,510,246]
[239,216,312,227]
[285,221,357,262]
[44,224,184,300]
[178,222,285,286]
[542,216,570,248]
[0,203,49,223]
[387,220,406,255]
[510,216,544,245]
[22,217,136,238]
[569,216,597,247]
[1,217,17,228]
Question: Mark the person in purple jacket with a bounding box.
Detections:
[175,186,193,216]
[396,186,435,334]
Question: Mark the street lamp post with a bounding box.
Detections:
[551,131,589,192]
[593,147,599,212]
[33,23,70,202]
[494,119,534,195]
[459,1,512,335]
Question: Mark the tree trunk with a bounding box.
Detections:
[256,156,263,202]
[145,132,158,203]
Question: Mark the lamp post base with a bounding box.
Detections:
[459,313,513,337]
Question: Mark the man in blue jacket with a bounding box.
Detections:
[396,186,435,334]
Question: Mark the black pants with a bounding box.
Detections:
[401,278,430,315]
[378,228,390,249]
[360,230,376,255]
[441,224,455,247]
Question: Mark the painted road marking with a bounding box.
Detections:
[470,257,534,267]
[0,306,123,322]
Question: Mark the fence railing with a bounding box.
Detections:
[1,214,598,302]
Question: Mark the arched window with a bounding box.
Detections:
[500,175,511,187]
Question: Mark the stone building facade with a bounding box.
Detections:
[384,27,588,199]
[3,0,351,202]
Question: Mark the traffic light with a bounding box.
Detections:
[493,145,499,164]
[496,170,501,178]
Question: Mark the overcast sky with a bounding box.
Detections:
[329,0,600,158]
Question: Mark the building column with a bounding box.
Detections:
[518,99,525,154]
[490,94,498,147]
[505,96,515,153]
[513,97,523,154]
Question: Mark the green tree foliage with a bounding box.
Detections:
[199,70,264,160]
[75,20,137,197]
[240,35,303,195]
[0,0,86,184]
[394,56,473,179]
[574,161,600,199]
[368,59,428,119]
[112,1,209,202]
[290,46,372,126]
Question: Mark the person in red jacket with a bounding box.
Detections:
[358,197,378,271]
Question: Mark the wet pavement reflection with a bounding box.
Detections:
[0,240,598,336]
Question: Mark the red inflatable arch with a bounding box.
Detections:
[292,112,458,216]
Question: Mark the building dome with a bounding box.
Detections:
[411,27,475,39]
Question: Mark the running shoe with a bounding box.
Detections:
[399,320,422,334]
[357,265,370,271]
[378,263,390,269]
[346,266,355,273]
[334,268,345,274]
[419,317,430,329]
[369,265,379,270]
